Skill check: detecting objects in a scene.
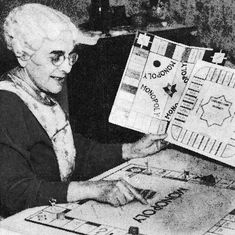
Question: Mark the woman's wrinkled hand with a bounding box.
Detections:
[122,133,168,160]
[67,179,147,207]
[90,179,147,207]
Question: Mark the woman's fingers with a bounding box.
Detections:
[131,140,169,158]
[119,179,148,205]
[133,133,168,151]
[95,179,148,207]
[115,181,135,205]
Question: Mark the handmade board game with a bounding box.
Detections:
[109,31,226,135]
[167,61,235,167]
[25,162,235,235]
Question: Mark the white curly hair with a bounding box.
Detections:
[3,3,98,58]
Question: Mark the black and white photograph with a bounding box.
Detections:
[0,1,234,234]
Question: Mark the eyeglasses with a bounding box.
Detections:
[50,52,79,67]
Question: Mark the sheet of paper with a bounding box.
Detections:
[109,31,226,134]
[167,60,235,167]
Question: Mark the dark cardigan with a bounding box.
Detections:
[0,90,123,216]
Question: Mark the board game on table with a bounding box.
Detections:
[25,156,235,235]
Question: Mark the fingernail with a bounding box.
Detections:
[141,198,148,204]
[143,199,148,205]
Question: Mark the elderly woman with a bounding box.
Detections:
[0,3,167,216]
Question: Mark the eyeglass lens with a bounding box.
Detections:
[52,53,78,67]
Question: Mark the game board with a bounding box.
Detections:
[25,163,235,235]
[109,31,226,135]
[205,209,235,235]
[167,61,235,167]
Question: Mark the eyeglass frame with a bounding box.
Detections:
[50,52,79,67]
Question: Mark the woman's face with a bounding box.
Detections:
[25,30,76,94]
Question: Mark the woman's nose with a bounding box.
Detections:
[59,58,72,74]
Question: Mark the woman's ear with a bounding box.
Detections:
[16,52,31,67]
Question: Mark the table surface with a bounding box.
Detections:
[0,147,234,235]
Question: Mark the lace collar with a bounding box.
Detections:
[7,67,55,106]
